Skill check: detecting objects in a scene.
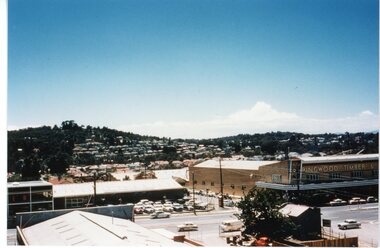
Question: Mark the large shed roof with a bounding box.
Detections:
[194,159,280,170]
[53,178,183,198]
[21,210,189,246]
[299,154,378,164]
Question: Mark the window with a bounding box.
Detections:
[230,184,235,189]
[68,198,84,208]
[211,182,214,186]
[194,180,197,184]
[241,185,247,190]
[272,174,282,183]
[351,171,363,178]
[372,170,378,177]
[329,173,341,180]
[306,174,320,181]
[202,181,206,185]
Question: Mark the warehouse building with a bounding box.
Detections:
[257,154,378,201]
[188,159,287,196]
[189,154,378,202]
[53,178,186,209]
[17,210,199,246]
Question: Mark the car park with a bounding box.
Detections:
[150,211,171,219]
[337,219,361,230]
[329,199,347,206]
[177,222,198,232]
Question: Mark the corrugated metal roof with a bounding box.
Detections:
[279,204,310,217]
[194,159,280,170]
[300,154,378,164]
[7,180,52,188]
[154,168,188,180]
[53,178,184,198]
[21,210,189,246]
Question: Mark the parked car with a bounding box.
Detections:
[150,211,171,219]
[367,196,378,203]
[184,204,194,211]
[223,199,234,207]
[208,192,216,197]
[337,219,361,230]
[134,207,144,214]
[195,202,208,210]
[329,199,347,206]
[144,206,155,214]
[349,197,366,205]
[254,237,272,246]
[173,203,184,212]
[220,220,244,232]
[163,203,174,212]
[177,222,198,232]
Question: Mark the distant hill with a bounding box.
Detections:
[8,120,378,181]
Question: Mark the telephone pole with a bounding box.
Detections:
[192,172,196,215]
[219,158,224,208]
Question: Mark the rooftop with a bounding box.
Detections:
[53,178,184,198]
[21,210,190,246]
[279,203,310,217]
[195,159,280,170]
[7,180,52,188]
[299,154,379,164]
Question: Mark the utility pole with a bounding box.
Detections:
[192,172,196,215]
[93,172,97,206]
[219,158,224,208]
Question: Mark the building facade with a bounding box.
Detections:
[188,159,287,196]
[189,154,379,202]
[8,181,54,227]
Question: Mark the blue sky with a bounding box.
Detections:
[7,0,379,138]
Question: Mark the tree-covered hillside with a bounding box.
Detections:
[8,120,378,181]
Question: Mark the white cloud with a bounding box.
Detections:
[118,102,379,139]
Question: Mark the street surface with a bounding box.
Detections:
[7,202,378,247]
[321,203,378,247]
[136,203,379,247]
[135,209,239,246]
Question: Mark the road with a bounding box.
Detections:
[321,203,378,247]
[136,203,378,247]
[136,209,239,246]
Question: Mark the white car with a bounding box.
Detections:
[329,199,347,206]
[337,219,361,230]
[177,222,198,232]
[163,203,174,212]
[150,211,171,219]
[349,197,366,205]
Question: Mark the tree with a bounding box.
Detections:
[236,186,297,241]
